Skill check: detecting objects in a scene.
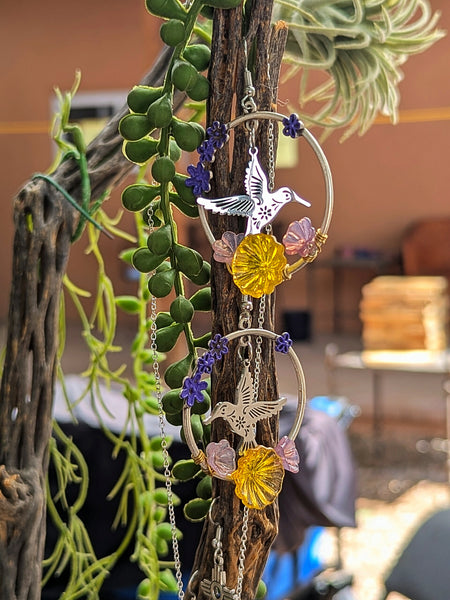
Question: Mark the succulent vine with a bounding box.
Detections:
[45,90,188,599]
[119,0,249,525]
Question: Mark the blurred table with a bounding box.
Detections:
[325,345,450,483]
[307,253,400,333]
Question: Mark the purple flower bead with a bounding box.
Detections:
[196,352,215,375]
[283,217,316,257]
[197,139,216,164]
[212,231,245,264]
[282,114,304,139]
[206,121,229,149]
[180,373,208,407]
[208,334,229,360]
[185,162,212,197]
[206,439,236,479]
[275,332,293,354]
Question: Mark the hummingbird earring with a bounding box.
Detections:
[185,111,334,299]
[181,328,306,510]
[180,48,335,600]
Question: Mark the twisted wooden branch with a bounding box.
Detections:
[187,4,288,599]
[0,45,178,600]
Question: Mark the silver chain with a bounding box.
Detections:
[148,207,185,600]
[234,507,250,600]
[252,295,266,402]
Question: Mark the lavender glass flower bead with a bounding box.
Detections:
[212,231,245,264]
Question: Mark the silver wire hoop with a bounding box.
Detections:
[198,111,334,276]
[182,328,306,473]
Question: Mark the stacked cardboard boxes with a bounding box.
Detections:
[360,276,449,351]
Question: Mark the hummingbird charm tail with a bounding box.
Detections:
[236,437,257,456]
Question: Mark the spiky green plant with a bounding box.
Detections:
[273,0,445,138]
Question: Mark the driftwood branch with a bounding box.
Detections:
[0,45,178,600]
[187,4,288,599]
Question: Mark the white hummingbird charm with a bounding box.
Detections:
[203,362,287,453]
[197,147,311,235]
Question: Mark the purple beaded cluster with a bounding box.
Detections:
[180,334,229,407]
[185,115,303,197]
[185,121,229,198]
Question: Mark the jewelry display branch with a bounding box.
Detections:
[176,106,334,600]
[135,7,334,598]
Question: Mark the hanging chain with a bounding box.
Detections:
[252,295,266,402]
[238,295,253,362]
[234,507,250,600]
[147,206,185,600]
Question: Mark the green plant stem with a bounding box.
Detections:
[154,0,206,365]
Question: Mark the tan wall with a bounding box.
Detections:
[0,0,164,322]
[1,1,449,334]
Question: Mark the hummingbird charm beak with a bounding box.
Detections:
[291,190,311,208]
[202,413,214,425]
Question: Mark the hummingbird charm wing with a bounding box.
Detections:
[247,397,287,422]
[235,363,254,408]
[244,148,269,206]
[197,194,255,217]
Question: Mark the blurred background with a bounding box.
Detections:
[1,2,449,599]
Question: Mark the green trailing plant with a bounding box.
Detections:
[43,81,187,600]
[273,0,445,138]
[119,0,233,528]
[43,2,241,599]
[47,211,188,600]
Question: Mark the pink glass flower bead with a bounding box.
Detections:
[275,436,300,473]
[212,231,245,264]
[282,217,316,257]
[206,439,236,480]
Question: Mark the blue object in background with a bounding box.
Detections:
[263,527,326,600]
[309,395,360,430]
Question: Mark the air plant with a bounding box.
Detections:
[273,0,445,138]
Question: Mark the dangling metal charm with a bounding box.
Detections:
[197,147,310,236]
[204,361,286,454]
[182,328,305,509]
[199,524,236,600]
[187,111,334,296]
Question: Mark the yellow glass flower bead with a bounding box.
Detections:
[231,445,285,510]
[231,234,287,298]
